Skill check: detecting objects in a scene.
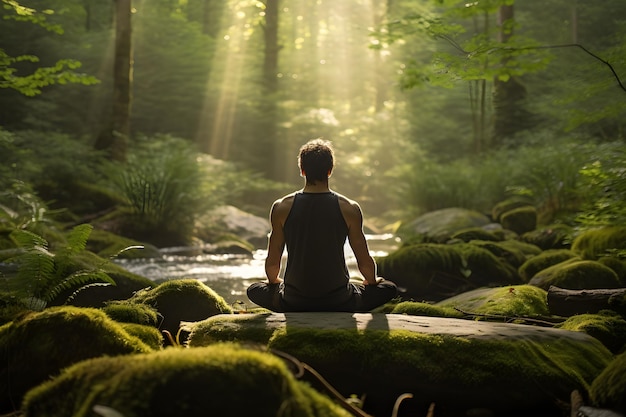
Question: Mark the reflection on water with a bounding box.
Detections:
[116,234,399,308]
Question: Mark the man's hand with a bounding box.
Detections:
[363,277,384,286]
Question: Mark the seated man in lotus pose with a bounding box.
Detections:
[247,139,397,312]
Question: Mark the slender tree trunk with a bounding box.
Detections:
[95,0,131,161]
[263,0,280,92]
[492,5,531,147]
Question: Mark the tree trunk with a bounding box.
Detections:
[262,0,280,92]
[492,5,532,147]
[95,0,131,161]
[547,286,626,317]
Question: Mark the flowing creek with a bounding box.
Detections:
[116,234,400,310]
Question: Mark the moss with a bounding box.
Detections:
[187,313,276,346]
[557,311,626,354]
[500,206,538,235]
[22,343,351,417]
[129,279,233,335]
[529,259,621,290]
[518,249,579,282]
[101,300,160,326]
[572,226,626,260]
[0,306,152,413]
[436,285,550,317]
[492,198,534,223]
[521,224,573,250]
[0,291,30,326]
[468,240,535,269]
[590,350,626,414]
[598,256,626,286]
[390,301,463,318]
[119,323,164,350]
[451,228,500,242]
[453,243,521,286]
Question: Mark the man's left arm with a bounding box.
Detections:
[344,201,379,285]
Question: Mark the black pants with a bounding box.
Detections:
[246,280,398,313]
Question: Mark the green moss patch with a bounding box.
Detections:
[0,306,152,413]
[500,206,537,235]
[22,343,351,417]
[590,350,626,414]
[436,285,549,317]
[129,279,233,335]
[529,259,621,290]
[557,310,626,354]
[521,224,572,250]
[101,300,160,326]
[572,226,626,260]
[390,301,463,318]
[518,249,579,282]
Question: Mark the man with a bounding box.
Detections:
[247,139,397,312]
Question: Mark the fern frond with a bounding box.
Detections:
[8,244,55,299]
[65,282,114,304]
[45,270,116,302]
[10,229,49,249]
[63,224,93,256]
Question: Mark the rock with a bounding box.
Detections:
[398,207,492,243]
[127,279,233,337]
[185,312,613,417]
[519,249,579,282]
[21,344,351,417]
[195,205,270,249]
[590,350,626,415]
[572,226,626,260]
[557,310,626,354]
[500,205,538,235]
[529,259,621,291]
[0,306,152,414]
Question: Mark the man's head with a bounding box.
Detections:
[298,139,335,184]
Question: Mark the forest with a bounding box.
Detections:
[1,0,625,247]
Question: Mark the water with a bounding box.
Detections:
[116,234,399,309]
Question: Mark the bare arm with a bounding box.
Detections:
[264,199,288,284]
[342,199,379,285]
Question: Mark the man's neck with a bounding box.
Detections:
[302,180,330,193]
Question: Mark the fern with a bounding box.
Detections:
[6,224,117,310]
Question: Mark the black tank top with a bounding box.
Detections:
[282,192,352,309]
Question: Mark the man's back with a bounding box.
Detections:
[282,192,352,310]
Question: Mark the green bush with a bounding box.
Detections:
[571,226,626,260]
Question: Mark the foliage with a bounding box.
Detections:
[0,1,99,96]
[4,224,115,310]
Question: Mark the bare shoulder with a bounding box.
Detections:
[335,192,363,225]
[271,192,297,219]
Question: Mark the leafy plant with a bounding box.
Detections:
[5,224,115,310]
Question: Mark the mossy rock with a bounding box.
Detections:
[500,206,538,235]
[22,343,349,417]
[87,228,162,259]
[186,312,612,416]
[436,285,550,317]
[397,207,491,243]
[529,259,621,291]
[101,300,160,326]
[129,279,233,335]
[49,250,156,308]
[390,301,463,318]
[557,310,626,354]
[453,242,521,286]
[521,224,573,250]
[0,291,30,326]
[378,243,520,302]
[0,306,152,413]
[492,198,534,223]
[118,322,164,350]
[450,227,501,242]
[598,256,626,286]
[590,350,626,414]
[572,226,626,260]
[377,243,466,301]
[468,239,537,270]
[518,249,579,282]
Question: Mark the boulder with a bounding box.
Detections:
[398,207,491,243]
[518,249,579,282]
[186,312,613,417]
[0,306,152,414]
[572,226,626,260]
[195,205,270,249]
[557,310,626,354]
[500,205,538,235]
[590,350,626,415]
[529,259,621,290]
[21,344,350,417]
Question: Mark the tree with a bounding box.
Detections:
[94,0,132,161]
[0,0,98,98]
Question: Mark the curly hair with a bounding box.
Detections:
[298,139,335,184]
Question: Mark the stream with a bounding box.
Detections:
[116,234,400,309]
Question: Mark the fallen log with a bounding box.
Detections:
[547,286,626,317]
